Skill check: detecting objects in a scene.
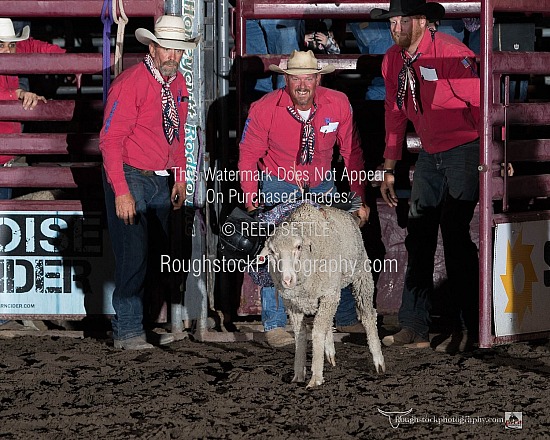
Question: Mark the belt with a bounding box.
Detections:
[123,163,169,177]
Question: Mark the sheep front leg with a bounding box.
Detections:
[307,296,338,389]
[287,309,307,383]
[352,274,386,373]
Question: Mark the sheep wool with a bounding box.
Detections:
[260,203,385,388]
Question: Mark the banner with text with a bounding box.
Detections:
[0,211,115,316]
[493,220,550,336]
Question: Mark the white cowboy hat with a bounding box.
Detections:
[135,15,200,51]
[269,50,335,75]
[0,18,30,42]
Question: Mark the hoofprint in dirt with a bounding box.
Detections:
[0,334,548,439]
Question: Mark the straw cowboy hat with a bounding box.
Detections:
[0,18,30,42]
[269,50,336,75]
[135,15,200,50]
[370,0,445,21]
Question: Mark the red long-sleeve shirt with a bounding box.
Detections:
[0,38,65,164]
[99,62,189,196]
[382,29,480,160]
[238,86,366,207]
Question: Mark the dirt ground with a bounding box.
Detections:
[0,323,548,440]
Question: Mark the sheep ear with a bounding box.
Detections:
[257,243,270,263]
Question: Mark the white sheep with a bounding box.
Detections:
[259,203,385,388]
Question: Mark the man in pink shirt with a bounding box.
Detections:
[0,18,65,198]
[100,16,198,350]
[373,0,480,352]
[239,50,371,347]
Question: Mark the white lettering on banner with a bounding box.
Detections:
[180,0,200,208]
[184,124,198,202]
[0,259,91,294]
[180,56,196,118]
[0,213,102,296]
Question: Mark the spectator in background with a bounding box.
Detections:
[0,18,65,200]
[349,21,394,100]
[304,20,341,55]
[246,19,304,96]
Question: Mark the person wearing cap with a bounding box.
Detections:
[372,0,480,351]
[0,18,65,198]
[238,50,370,347]
[99,15,199,350]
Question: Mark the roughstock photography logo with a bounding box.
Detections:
[377,408,413,428]
[504,412,523,430]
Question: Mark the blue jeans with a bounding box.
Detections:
[103,165,171,340]
[0,187,12,199]
[437,19,465,42]
[349,21,393,100]
[398,141,480,339]
[246,19,304,93]
[260,176,359,331]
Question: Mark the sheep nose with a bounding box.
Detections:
[282,276,293,287]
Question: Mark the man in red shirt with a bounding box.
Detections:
[100,16,198,349]
[372,0,480,351]
[239,50,371,347]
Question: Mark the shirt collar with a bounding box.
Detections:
[414,28,434,58]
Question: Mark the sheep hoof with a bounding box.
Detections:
[291,374,305,383]
[325,352,336,367]
[306,376,324,389]
[374,358,386,374]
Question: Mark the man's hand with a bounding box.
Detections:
[381,172,398,207]
[171,182,186,210]
[115,193,136,225]
[17,89,47,110]
[353,204,370,228]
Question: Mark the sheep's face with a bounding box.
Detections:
[260,235,308,289]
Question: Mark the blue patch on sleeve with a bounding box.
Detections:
[241,118,250,142]
[462,57,478,77]
[104,100,118,133]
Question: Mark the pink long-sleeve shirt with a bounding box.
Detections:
[238,86,366,207]
[0,38,65,164]
[99,62,189,196]
[382,28,480,161]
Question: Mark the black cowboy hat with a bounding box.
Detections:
[370,0,445,21]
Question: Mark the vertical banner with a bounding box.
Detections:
[178,0,208,325]
[181,0,202,207]
[493,221,550,336]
